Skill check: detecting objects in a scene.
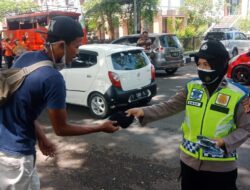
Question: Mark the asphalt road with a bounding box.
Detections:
[37,63,250,190]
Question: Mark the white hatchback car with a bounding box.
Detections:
[60,44,157,118]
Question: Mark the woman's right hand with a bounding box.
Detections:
[126,108,144,118]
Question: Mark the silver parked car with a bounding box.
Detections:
[203,30,250,57]
[111,33,185,74]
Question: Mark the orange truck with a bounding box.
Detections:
[2,10,87,51]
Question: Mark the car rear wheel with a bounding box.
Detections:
[232,65,250,85]
[88,92,109,119]
[165,68,178,75]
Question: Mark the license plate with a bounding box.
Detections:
[171,52,179,57]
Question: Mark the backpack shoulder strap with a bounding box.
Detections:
[25,60,53,72]
[7,60,53,85]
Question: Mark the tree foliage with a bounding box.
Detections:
[181,0,222,30]
[84,0,159,39]
[0,0,38,21]
[84,0,121,40]
[236,18,250,33]
[181,0,213,29]
[140,0,159,22]
[177,0,223,38]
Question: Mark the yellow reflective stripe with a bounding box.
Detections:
[180,145,198,158]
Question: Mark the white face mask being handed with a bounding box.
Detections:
[197,68,219,85]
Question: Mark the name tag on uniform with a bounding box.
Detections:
[210,104,229,114]
[187,100,203,107]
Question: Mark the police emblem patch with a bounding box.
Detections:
[215,93,230,107]
[190,89,203,101]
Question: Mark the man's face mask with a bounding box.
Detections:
[197,68,219,85]
[49,41,67,71]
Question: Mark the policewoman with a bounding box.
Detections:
[126,40,250,190]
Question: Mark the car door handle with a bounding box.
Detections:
[86,75,92,78]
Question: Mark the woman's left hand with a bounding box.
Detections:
[213,138,225,148]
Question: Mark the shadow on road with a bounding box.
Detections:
[38,143,180,190]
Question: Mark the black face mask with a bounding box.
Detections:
[197,68,219,85]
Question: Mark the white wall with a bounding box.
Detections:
[212,0,224,18]
[159,0,183,15]
[241,0,250,16]
[160,0,182,8]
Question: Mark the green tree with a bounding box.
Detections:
[180,0,223,36]
[181,0,213,30]
[0,0,38,21]
[84,0,121,40]
[139,0,159,32]
[236,18,250,33]
[84,0,159,38]
[120,0,159,33]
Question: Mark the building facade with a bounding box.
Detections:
[117,0,185,38]
[152,0,185,33]
[211,0,250,29]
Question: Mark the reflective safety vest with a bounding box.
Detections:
[180,79,248,161]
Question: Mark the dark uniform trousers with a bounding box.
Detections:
[180,161,238,190]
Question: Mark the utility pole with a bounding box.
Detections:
[134,0,137,33]
[137,0,141,33]
[247,0,250,17]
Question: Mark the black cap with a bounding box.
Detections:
[193,40,230,75]
[47,16,84,43]
[109,111,134,128]
[194,40,229,61]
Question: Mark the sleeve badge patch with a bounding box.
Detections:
[215,93,230,107]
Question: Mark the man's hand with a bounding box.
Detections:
[126,108,144,118]
[100,120,119,133]
[35,120,56,157]
[38,136,56,157]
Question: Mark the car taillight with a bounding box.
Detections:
[154,47,164,53]
[151,65,155,81]
[108,71,121,88]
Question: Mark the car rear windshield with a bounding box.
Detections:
[128,37,156,45]
[113,37,156,46]
[159,35,182,48]
[204,32,226,40]
[111,50,150,70]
